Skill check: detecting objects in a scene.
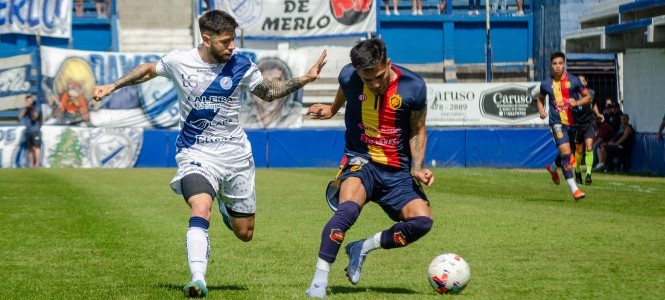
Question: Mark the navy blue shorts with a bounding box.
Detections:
[549,124,574,147]
[338,161,428,222]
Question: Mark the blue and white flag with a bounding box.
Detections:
[0,0,72,38]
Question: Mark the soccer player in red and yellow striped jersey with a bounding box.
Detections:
[537,51,592,201]
[305,38,434,298]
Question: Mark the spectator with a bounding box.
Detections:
[412,0,423,15]
[96,0,110,18]
[18,94,42,168]
[603,98,623,133]
[514,0,524,16]
[592,119,614,168]
[658,113,665,142]
[493,0,524,15]
[595,114,634,172]
[469,0,480,15]
[383,0,399,15]
[75,0,83,16]
[438,0,447,14]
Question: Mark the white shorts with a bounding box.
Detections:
[170,150,256,215]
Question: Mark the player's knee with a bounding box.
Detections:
[235,228,253,242]
[334,201,361,228]
[402,216,433,245]
[410,216,433,236]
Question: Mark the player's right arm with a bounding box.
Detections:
[307,87,345,120]
[537,93,547,119]
[93,62,158,101]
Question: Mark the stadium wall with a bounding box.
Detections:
[134,128,560,169]
[132,128,664,176]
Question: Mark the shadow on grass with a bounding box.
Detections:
[329,285,420,295]
[524,197,568,203]
[159,283,248,292]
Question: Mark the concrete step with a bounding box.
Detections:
[119,29,193,52]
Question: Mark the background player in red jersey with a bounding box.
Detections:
[538,52,592,201]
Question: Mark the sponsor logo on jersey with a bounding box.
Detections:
[350,165,362,172]
[358,94,367,102]
[189,118,233,130]
[389,94,402,110]
[195,135,236,144]
[329,228,345,244]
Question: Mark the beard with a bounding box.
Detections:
[211,51,231,64]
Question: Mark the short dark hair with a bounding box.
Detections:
[350,38,388,71]
[199,10,238,35]
[550,51,565,62]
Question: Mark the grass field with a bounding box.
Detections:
[0,168,663,299]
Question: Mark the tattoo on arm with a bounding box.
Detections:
[409,108,427,171]
[115,63,156,89]
[251,78,303,102]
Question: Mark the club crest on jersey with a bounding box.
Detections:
[219,76,233,90]
[358,94,367,102]
[329,229,345,244]
[564,81,571,89]
[389,94,402,110]
[350,165,362,172]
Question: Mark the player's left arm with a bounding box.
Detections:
[410,107,434,186]
[252,50,327,102]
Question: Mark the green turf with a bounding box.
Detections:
[0,168,663,299]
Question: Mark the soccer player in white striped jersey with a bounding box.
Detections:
[93,10,327,298]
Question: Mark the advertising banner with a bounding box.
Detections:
[0,0,72,38]
[221,0,376,39]
[0,54,32,110]
[426,83,547,126]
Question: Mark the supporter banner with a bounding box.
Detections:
[41,126,143,168]
[0,0,72,38]
[222,0,376,39]
[426,83,548,126]
[235,48,308,128]
[0,54,32,110]
[0,126,25,168]
[39,46,177,128]
[40,46,329,129]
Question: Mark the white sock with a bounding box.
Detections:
[312,258,331,284]
[361,232,382,255]
[566,178,578,193]
[186,227,209,285]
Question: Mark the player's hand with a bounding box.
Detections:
[303,50,328,84]
[566,98,577,107]
[307,103,334,119]
[539,110,547,119]
[93,84,116,101]
[414,169,434,187]
[597,114,605,123]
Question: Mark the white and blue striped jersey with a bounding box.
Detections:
[156,48,263,159]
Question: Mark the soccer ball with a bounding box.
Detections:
[427,253,470,294]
